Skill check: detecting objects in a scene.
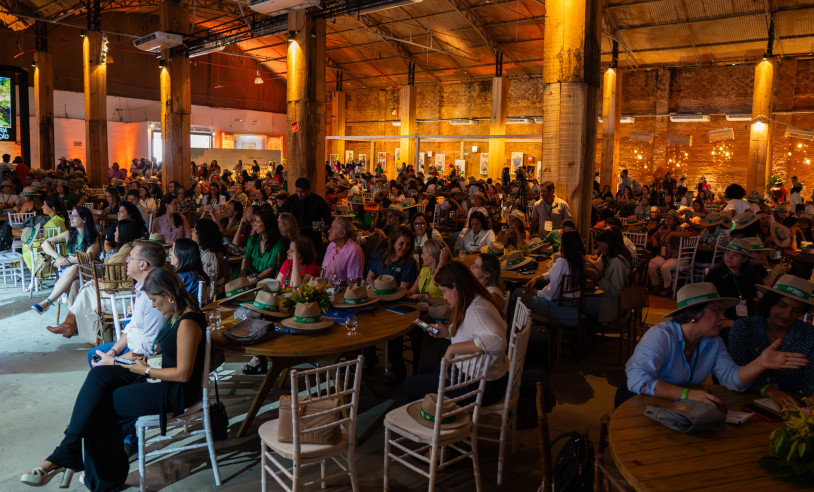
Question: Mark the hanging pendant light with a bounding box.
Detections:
[254,70,263,85]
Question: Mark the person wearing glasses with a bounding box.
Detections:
[410,212,441,250]
[618,282,808,408]
[31,207,101,314]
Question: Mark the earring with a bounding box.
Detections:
[168,297,175,304]
[690,318,696,323]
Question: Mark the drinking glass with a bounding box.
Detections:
[458,250,466,262]
[330,274,342,293]
[348,277,362,288]
[208,310,222,330]
[345,315,358,336]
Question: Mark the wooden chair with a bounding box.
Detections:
[259,356,363,492]
[593,413,635,492]
[671,235,700,297]
[537,381,553,492]
[383,352,492,492]
[478,318,532,486]
[90,263,131,345]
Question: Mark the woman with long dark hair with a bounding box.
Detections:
[366,226,418,289]
[23,194,68,280]
[103,186,121,217]
[402,261,508,406]
[202,182,225,208]
[193,218,227,297]
[170,238,211,301]
[21,267,207,491]
[703,237,763,326]
[585,228,632,325]
[455,211,495,253]
[152,194,190,243]
[411,212,441,250]
[240,208,285,284]
[470,252,505,305]
[32,206,100,314]
[209,199,242,237]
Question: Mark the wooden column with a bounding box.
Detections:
[652,68,671,170]
[287,11,326,197]
[747,58,775,192]
[369,141,375,173]
[160,0,192,190]
[34,51,54,170]
[83,31,108,187]
[399,85,417,179]
[541,0,602,238]
[600,68,622,192]
[331,91,346,167]
[488,76,509,181]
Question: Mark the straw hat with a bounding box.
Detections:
[624,216,643,227]
[525,237,545,252]
[333,285,379,307]
[501,250,533,270]
[471,192,487,203]
[666,210,682,223]
[332,205,355,218]
[772,204,788,213]
[401,197,417,208]
[148,232,170,247]
[506,209,527,225]
[22,186,38,196]
[700,213,724,227]
[746,190,763,203]
[448,187,463,195]
[428,304,451,324]
[219,277,257,304]
[771,223,791,247]
[757,274,814,306]
[281,302,334,331]
[0,180,13,189]
[734,211,758,229]
[308,276,329,288]
[722,237,750,256]
[743,237,768,251]
[384,204,406,217]
[257,278,282,294]
[480,242,505,256]
[591,198,606,208]
[405,394,469,429]
[367,275,407,301]
[663,283,739,318]
[337,178,351,189]
[241,291,288,317]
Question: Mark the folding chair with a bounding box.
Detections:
[671,235,700,298]
[623,231,648,254]
[693,235,729,283]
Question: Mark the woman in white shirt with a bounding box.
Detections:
[201,182,226,208]
[410,212,442,249]
[138,185,157,216]
[470,252,506,306]
[402,261,508,406]
[456,211,495,253]
[466,192,489,220]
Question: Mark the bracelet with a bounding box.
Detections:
[760,384,771,397]
[680,388,690,399]
[107,349,117,356]
[770,270,778,276]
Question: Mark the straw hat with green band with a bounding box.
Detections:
[525,237,545,252]
[700,213,724,227]
[241,291,288,317]
[500,250,533,270]
[366,274,407,301]
[757,274,814,306]
[480,242,505,256]
[405,394,469,429]
[332,205,355,218]
[722,237,750,256]
[771,223,791,248]
[734,210,758,230]
[624,215,643,227]
[333,285,379,307]
[663,282,739,318]
[219,277,257,305]
[743,237,768,251]
[281,302,334,331]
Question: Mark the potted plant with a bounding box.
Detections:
[759,397,814,486]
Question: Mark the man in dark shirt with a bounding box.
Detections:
[279,177,333,256]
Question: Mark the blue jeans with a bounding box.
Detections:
[506,287,579,328]
[86,342,130,368]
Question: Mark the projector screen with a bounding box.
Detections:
[0,74,15,142]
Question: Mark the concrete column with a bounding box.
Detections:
[34,51,54,170]
[331,91,345,168]
[399,85,416,179]
[83,31,108,187]
[287,10,326,197]
[488,76,508,181]
[160,0,192,190]
[600,68,622,193]
[747,58,775,192]
[541,0,602,238]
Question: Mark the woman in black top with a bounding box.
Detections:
[21,267,206,491]
[703,238,762,331]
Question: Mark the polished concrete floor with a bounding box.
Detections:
[0,278,674,491]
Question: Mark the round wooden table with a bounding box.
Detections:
[609,387,795,492]
[458,251,550,283]
[210,302,417,437]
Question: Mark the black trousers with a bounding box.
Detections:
[47,365,165,492]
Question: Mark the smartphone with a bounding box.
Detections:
[741,403,782,422]
[114,356,135,365]
[414,318,439,335]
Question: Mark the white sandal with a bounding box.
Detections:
[20,466,74,487]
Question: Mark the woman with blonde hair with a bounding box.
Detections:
[408,237,450,303]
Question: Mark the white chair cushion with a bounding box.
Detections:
[384,403,471,443]
[258,419,348,460]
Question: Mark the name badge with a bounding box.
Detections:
[661,246,667,257]
[736,300,748,317]
[544,220,553,232]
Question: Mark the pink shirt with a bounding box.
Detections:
[279,259,321,287]
[321,240,364,283]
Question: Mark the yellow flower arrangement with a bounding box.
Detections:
[761,397,814,483]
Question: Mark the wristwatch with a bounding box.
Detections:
[145,367,152,378]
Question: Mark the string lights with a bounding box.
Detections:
[711,140,735,167]
[666,145,689,170]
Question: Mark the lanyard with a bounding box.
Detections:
[730,273,743,299]
[686,343,700,385]
[152,316,180,352]
[421,272,433,294]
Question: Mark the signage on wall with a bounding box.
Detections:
[291,121,299,132]
[0,73,16,142]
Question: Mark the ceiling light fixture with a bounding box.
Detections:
[254,70,263,84]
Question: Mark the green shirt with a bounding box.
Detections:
[417,266,443,298]
[353,211,374,232]
[243,235,284,277]
[542,230,562,252]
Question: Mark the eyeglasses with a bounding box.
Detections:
[414,222,427,227]
[126,256,150,266]
[704,305,724,315]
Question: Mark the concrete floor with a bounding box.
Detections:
[0,279,674,491]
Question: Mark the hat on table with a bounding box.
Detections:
[332,205,355,218]
[281,302,334,331]
[333,285,379,307]
[241,291,287,317]
[405,394,469,430]
[308,276,329,288]
[401,198,417,209]
[500,250,533,270]
[367,275,407,301]
[624,216,643,227]
[663,282,739,318]
[525,237,545,252]
[757,274,814,306]
[219,277,257,304]
[257,278,282,294]
[481,242,505,256]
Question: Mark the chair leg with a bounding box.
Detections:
[497,413,509,486]
[137,425,146,492]
[320,460,326,489]
[428,444,439,492]
[511,411,518,454]
[472,437,483,492]
[205,418,221,486]
[348,446,360,492]
[383,428,391,492]
[261,441,268,492]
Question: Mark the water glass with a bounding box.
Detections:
[208,310,222,330]
[458,250,466,262]
[345,315,358,336]
[330,274,342,292]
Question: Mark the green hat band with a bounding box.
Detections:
[251,300,279,311]
[506,258,525,266]
[775,283,811,301]
[488,249,503,256]
[726,244,749,255]
[226,285,252,297]
[676,293,719,309]
[739,216,757,226]
[343,296,370,305]
[374,287,397,295]
[294,315,323,324]
[419,407,456,425]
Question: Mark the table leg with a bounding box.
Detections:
[235,359,291,438]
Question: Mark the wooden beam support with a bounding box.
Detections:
[34,50,54,170]
[399,85,417,180]
[354,16,441,83]
[747,58,774,192]
[83,30,108,187]
[488,76,509,182]
[160,0,192,190]
[652,68,670,172]
[541,0,602,239]
[600,68,622,192]
[287,10,326,198]
[331,91,346,170]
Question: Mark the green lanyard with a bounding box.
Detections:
[730,273,743,299]
[152,316,180,352]
[421,272,433,294]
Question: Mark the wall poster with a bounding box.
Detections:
[344,150,354,164]
[510,152,524,173]
[329,154,339,164]
[394,147,402,165]
[377,151,387,171]
[0,74,15,142]
[434,153,445,174]
[479,153,489,175]
[454,159,466,176]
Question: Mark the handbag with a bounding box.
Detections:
[277,395,342,445]
[209,374,229,441]
[222,318,275,345]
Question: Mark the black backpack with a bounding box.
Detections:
[551,431,594,492]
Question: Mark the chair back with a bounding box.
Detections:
[558,272,586,306]
[76,251,96,284]
[676,235,700,268]
[8,212,35,227]
[503,320,532,415]
[108,291,137,341]
[288,356,364,454]
[511,297,531,335]
[432,205,441,229]
[147,214,154,233]
[623,231,648,252]
[435,352,493,432]
[709,235,729,267]
[83,202,98,210]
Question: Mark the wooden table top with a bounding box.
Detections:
[458,251,550,282]
[609,387,795,492]
[210,303,417,358]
